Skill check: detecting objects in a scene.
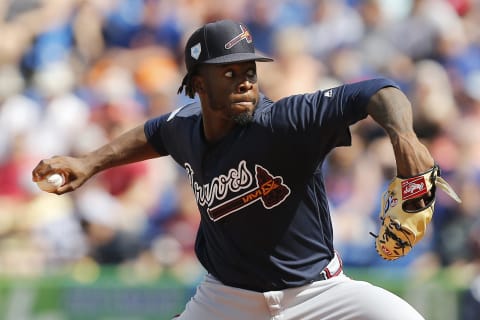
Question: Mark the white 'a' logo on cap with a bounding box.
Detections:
[191,43,201,60]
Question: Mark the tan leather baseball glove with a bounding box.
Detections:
[372,165,461,260]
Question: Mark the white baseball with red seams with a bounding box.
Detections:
[36,173,65,192]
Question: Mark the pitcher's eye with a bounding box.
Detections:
[225,71,233,78]
[247,69,257,82]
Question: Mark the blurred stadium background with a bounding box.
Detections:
[0,0,479,319]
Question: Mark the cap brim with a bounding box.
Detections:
[179,52,273,95]
[203,52,273,65]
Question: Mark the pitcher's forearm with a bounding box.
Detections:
[85,124,162,176]
[366,87,434,177]
[32,123,163,194]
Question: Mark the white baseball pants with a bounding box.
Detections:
[174,272,425,320]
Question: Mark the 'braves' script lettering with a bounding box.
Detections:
[185,160,253,207]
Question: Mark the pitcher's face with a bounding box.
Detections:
[195,61,259,125]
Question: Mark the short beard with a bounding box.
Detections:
[232,112,254,126]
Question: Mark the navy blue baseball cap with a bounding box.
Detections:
[178,20,273,96]
[184,19,273,72]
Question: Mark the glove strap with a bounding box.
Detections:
[397,164,439,180]
[399,164,461,204]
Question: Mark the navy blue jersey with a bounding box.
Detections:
[144,78,398,292]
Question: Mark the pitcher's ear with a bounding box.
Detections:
[193,76,205,94]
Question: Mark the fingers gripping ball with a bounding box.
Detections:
[372,165,461,260]
[36,173,65,193]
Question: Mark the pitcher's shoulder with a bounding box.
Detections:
[167,100,201,122]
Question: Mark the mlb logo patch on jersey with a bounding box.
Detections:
[324,89,334,97]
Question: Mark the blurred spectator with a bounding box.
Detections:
[410,59,460,139]
[76,186,142,265]
[259,25,325,100]
[244,0,277,56]
[305,0,364,60]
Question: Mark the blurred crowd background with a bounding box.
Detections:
[0,0,479,308]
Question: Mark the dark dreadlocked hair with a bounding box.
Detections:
[177,72,196,99]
